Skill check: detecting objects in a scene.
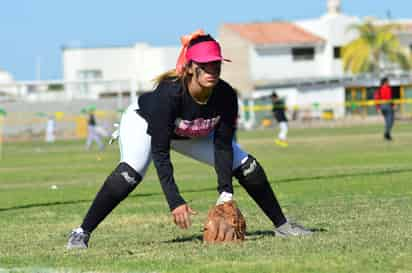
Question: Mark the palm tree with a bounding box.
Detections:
[342,20,412,74]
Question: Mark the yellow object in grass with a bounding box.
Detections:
[275,139,289,147]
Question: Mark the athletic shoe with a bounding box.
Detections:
[66,227,90,249]
[275,139,289,147]
[384,133,392,141]
[274,221,312,237]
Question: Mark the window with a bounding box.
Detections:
[77,70,103,80]
[292,47,315,61]
[77,70,103,95]
[333,46,341,59]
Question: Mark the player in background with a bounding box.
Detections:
[271,92,289,147]
[85,111,104,151]
[374,77,395,141]
[67,30,312,249]
[45,115,56,143]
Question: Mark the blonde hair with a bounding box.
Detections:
[152,69,179,85]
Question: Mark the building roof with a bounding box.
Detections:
[222,22,325,46]
[399,23,412,33]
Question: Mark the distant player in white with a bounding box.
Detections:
[45,115,55,143]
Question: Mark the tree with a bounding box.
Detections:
[342,20,412,74]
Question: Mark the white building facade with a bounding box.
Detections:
[219,0,412,122]
[62,43,180,99]
[0,69,17,102]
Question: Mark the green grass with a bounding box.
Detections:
[1,123,412,273]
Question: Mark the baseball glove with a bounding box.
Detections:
[203,200,246,243]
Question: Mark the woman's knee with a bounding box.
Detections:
[102,162,143,201]
[233,155,269,186]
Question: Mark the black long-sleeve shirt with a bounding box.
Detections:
[137,78,238,210]
[88,113,97,126]
[272,99,287,122]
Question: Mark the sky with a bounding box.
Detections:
[0,0,411,81]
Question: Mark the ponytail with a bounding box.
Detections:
[152,61,193,88]
[152,69,180,86]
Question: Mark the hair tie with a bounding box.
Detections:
[175,29,205,76]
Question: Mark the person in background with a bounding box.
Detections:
[271,92,289,147]
[45,115,56,143]
[85,112,104,150]
[67,30,312,249]
[374,77,395,141]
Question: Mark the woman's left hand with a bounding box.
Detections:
[171,204,197,229]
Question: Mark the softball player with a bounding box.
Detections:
[85,112,104,151]
[271,92,289,147]
[67,31,311,249]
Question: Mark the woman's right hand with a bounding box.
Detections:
[171,204,197,229]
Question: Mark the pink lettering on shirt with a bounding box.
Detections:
[174,116,221,137]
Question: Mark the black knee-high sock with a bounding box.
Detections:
[234,155,287,227]
[81,162,142,233]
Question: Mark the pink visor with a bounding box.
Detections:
[186,41,231,63]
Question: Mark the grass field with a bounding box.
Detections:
[1,123,412,273]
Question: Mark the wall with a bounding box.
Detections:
[63,44,180,93]
[296,13,360,77]
[219,26,253,96]
[297,85,345,118]
[63,47,136,81]
[134,45,180,90]
[1,98,128,140]
[250,45,325,80]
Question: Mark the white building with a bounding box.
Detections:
[0,69,14,84]
[62,43,180,99]
[0,68,16,101]
[59,0,412,121]
[219,0,412,121]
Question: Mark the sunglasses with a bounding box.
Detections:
[193,61,222,74]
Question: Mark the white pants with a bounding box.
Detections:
[278,121,288,141]
[45,120,55,143]
[119,103,248,177]
[86,125,104,150]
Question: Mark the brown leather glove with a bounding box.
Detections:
[203,200,246,243]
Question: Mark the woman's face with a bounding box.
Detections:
[189,61,221,89]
